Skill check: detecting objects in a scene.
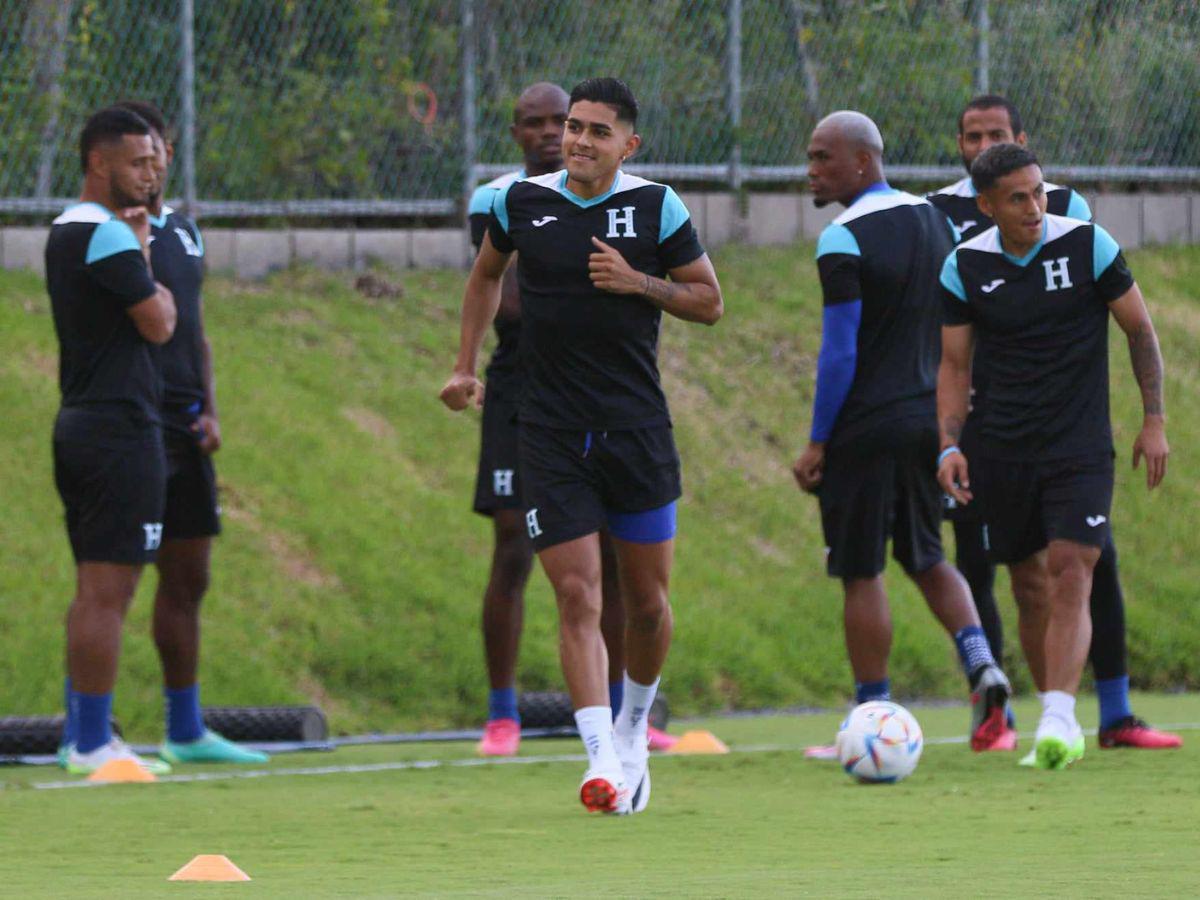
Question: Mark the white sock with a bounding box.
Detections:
[1041,690,1077,728]
[574,706,621,773]
[614,674,660,740]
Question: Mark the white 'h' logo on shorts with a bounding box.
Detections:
[493,469,515,497]
[525,509,543,539]
[142,522,163,551]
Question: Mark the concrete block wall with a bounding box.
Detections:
[2,192,1195,278]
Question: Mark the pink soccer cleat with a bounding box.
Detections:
[477,718,520,757]
[1098,717,1183,750]
[646,726,678,752]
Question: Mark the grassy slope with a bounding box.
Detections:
[0,244,1196,737]
[1,696,1198,898]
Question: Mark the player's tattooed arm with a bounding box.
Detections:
[588,238,723,325]
[1109,283,1169,487]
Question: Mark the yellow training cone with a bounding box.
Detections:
[169,855,251,882]
[87,758,157,783]
[666,730,730,755]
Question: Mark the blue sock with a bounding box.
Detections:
[165,684,205,743]
[61,676,77,749]
[1096,675,1132,730]
[73,691,113,754]
[855,679,890,704]
[954,625,996,681]
[609,680,625,716]
[487,687,519,723]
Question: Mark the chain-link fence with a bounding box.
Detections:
[2,0,1198,218]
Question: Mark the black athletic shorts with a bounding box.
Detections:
[472,388,523,516]
[53,409,166,565]
[519,423,682,552]
[972,452,1114,564]
[818,416,944,579]
[163,429,222,541]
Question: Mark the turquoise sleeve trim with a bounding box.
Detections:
[491,182,512,234]
[659,187,690,242]
[193,222,205,257]
[939,251,966,301]
[1093,224,1121,280]
[468,185,495,216]
[1067,190,1093,222]
[85,218,141,264]
[815,223,861,259]
[945,215,962,244]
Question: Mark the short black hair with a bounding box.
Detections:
[114,99,169,141]
[970,143,1040,193]
[80,105,151,173]
[569,77,638,127]
[958,94,1023,137]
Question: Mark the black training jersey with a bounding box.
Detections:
[815,186,957,446]
[941,214,1134,461]
[468,170,524,397]
[45,202,161,431]
[150,206,206,432]
[487,170,705,430]
[928,176,1092,243]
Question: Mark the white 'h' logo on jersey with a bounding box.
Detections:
[526,509,543,538]
[605,206,637,238]
[1043,256,1073,291]
[493,469,515,497]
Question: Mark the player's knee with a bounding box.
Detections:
[554,572,602,626]
[159,563,210,607]
[624,586,669,632]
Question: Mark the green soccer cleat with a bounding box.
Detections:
[66,738,172,776]
[1033,734,1085,771]
[160,730,270,765]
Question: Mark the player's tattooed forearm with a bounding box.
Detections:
[942,414,964,443]
[642,274,678,306]
[1128,323,1165,416]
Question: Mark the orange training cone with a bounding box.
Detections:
[168,855,252,882]
[86,758,157,783]
[665,730,730,755]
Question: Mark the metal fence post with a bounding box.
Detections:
[461,0,478,212]
[179,0,198,216]
[975,0,990,94]
[728,0,742,194]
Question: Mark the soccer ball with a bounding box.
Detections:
[836,701,923,783]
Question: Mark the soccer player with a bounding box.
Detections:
[929,95,1180,751]
[793,111,1011,752]
[113,101,266,765]
[442,78,722,813]
[47,106,176,774]
[938,143,1170,769]
[465,83,672,757]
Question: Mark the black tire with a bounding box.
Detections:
[201,706,327,743]
[0,714,122,755]
[516,692,670,730]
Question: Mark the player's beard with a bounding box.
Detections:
[813,197,829,208]
[110,177,151,210]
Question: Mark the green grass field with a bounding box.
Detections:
[2,694,1198,897]
[1,243,1198,738]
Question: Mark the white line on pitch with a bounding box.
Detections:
[28,721,1200,791]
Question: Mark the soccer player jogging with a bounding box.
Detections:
[937,143,1169,770]
[465,83,673,757]
[113,101,266,765]
[792,111,1012,752]
[442,78,722,813]
[928,95,1180,752]
[47,107,177,775]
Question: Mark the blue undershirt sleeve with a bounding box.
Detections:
[810,300,862,443]
[1067,190,1093,222]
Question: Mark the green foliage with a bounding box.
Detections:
[0,244,1196,738]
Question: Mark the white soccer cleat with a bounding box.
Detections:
[65,738,171,776]
[615,730,651,814]
[1033,714,1085,771]
[578,767,630,814]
